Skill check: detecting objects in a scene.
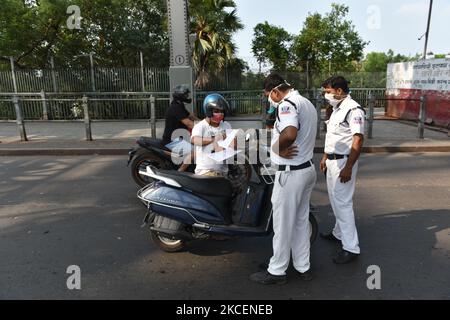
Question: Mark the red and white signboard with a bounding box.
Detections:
[386,59,450,128]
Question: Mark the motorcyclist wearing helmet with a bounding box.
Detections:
[163,84,199,143]
[163,84,198,171]
[191,93,233,177]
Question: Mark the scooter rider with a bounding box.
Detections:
[162,84,198,171]
[191,93,233,177]
[250,73,317,285]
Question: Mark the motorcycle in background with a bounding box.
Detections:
[127,136,192,187]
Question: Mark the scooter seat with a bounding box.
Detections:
[137,136,170,152]
[153,168,233,197]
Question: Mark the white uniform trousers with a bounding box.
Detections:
[326,158,360,254]
[268,166,316,276]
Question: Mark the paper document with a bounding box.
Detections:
[207,148,241,162]
[217,129,240,149]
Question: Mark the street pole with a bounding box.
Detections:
[140,51,145,92]
[140,51,149,118]
[82,95,92,141]
[89,52,96,92]
[41,90,49,120]
[418,96,426,139]
[150,95,156,138]
[367,93,375,139]
[10,57,18,93]
[423,0,433,60]
[167,0,194,113]
[306,60,310,90]
[12,96,28,141]
[50,56,58,93]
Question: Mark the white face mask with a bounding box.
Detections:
[268,91,280,109]
[267,80,293,108]
[268,83,292,108]
[324,93,343,108]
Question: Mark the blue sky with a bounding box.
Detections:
[232,0,450,70]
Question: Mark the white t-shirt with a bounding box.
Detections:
[270,90,318,166]
[191,119,232,174]
[324,95,365,155]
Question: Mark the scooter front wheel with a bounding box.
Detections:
[150,230,186,252]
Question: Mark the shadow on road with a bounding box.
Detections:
[0,155,449,299]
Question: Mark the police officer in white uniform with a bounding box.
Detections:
[250,73,317,285]
[320,76,365,264]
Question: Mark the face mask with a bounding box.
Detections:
[267,81,292,108]
[211,112,224,123]
[268,90,281,109]
[324,93,343,108]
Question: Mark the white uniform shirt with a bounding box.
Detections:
[270,90,318,166]
[191,119,232,174]
[324,95,365,155]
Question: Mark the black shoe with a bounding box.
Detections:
[320,232,341,243]
[333,250,359,264]
[298,269,313,281]
[249,271,287,285]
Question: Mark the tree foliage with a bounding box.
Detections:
[363,50,420,72]
[0,0,169,69]
[292,3,368,73]
[189,0,243,89]
[251,21,293,72]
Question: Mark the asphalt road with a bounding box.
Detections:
[1,154,449,300]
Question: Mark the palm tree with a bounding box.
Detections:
[189,0,243,89]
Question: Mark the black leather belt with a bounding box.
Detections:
[326,154,349,160]
[278,160,312,172]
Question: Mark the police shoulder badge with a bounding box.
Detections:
[280,105,292,115]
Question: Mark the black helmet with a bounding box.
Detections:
[172,84,192,103]
[202,93,230,118]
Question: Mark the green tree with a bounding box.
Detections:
[189,0,243,89]
[363,50,419,72]
[293,3,368,74]
[251,22,293,72]
[0,0,169,70]
[0,0,67,69]
[72,0,169,68]
[203,57,249,90]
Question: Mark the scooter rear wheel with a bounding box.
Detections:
[131,151,170,187]
[150,230,186,252]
